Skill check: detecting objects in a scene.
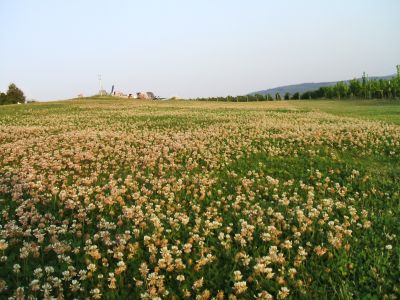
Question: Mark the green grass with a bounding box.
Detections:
[283,99,400,124]
[4,97,400,123]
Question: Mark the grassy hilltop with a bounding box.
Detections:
[0,98,399,299]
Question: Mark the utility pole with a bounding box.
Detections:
[98,74,103,96]
[362,72,366,99]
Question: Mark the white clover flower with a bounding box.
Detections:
[13,264,21,274]
[0,240,8,251]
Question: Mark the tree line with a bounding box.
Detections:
[0,83,26,105]
[192,66,400,102]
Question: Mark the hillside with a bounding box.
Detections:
[250,74,395,96]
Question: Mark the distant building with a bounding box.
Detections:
[137,91,156,100]
[110,90,157,100]
[114,91,127,97]
[146,92,155,99]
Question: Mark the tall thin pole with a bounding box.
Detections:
[98,74,103,95]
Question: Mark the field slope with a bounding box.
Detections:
[0,98,399,299]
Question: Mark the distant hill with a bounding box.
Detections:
[250,74,395,96]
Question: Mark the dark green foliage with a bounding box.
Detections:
[284,92,290,100]
[301,91,312,99]
[0,93,7,105]
[349,79,362,98]
[0,83,26,105]
[254,94,266,101]
[247,94,256,102]
[7,83,26,104]
[291,92,300,100]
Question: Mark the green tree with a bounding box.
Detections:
[254,94,265,101]
[301,91,312,99]
[335,82,349,99]
[284,92,290,100]
[291,92,300,100]
[349,79,362,98]
[6,83,26,104]
[247,95,256,102]
[0,92,7,105]
[369,80,380,99]
[275,93,281,100]
[283,66,399,100]
[393,74,400,99]
[312,88,325,99]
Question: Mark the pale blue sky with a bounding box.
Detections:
[0,0,399,100]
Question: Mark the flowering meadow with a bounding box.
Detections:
[0,99,399,299]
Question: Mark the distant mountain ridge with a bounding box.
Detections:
[250,74,395,96]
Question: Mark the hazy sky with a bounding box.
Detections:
[1,0,399,100]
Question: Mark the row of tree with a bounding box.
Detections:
[300,72,400,100]
[192,66,400,102]
[0,83,26,105]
